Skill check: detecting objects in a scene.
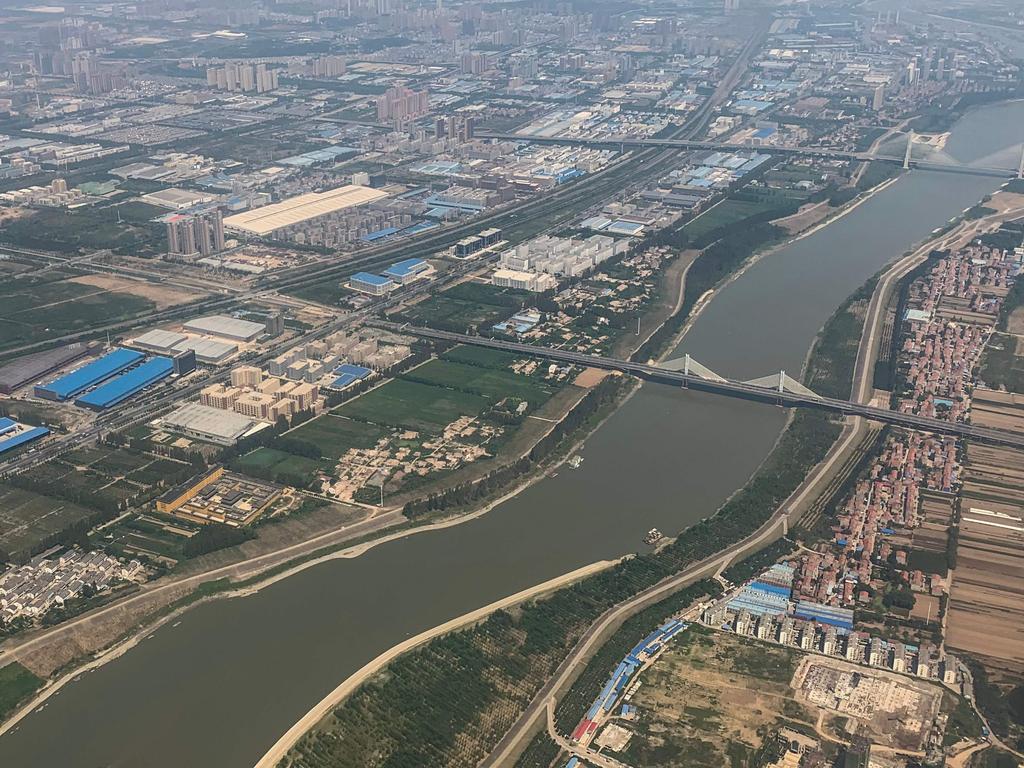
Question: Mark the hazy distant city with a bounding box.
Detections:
[0,0,1023,766]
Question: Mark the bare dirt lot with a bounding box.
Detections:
[622,628,816,768]
[792,656,941,753]
[68,274,206,310]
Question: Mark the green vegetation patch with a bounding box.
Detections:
[979,333,1024,394]
[335,378,490,433]
[286,415,385,460]
[0,206,163,254]
[0,662,44,720]
[0,272,156,352]
[232,447,321,487]
[441,344,520,370]
[403,359,554,405]
[0,485,96,563]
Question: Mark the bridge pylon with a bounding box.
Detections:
[743,370,821,400]
[903,130,915,170]
[1018,144,1024,180]
[658,354,726,382]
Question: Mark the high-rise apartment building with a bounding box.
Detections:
[376,85,429,124]
[166,210,225,258]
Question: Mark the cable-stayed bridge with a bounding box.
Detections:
[376,322,1024,450]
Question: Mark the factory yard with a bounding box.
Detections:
[946,442,1024,674]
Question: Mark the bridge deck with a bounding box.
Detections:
[378,323,1024,450]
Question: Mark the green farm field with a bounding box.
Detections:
[334,378,490,433]
[286,415,386,460]
[403,359,554,405]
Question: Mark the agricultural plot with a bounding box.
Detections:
[397,295,515,332]
[403,359,554,406]
[335,379,490,433]
[396,282,533,332]
[947,443,1024,673]
[441,344,520,369]
[231,447,323,489]
[286,416,385,460]
[0,485,95,562]
[102,513,202,563]
[0,271,155,351]
[58,446,191,500]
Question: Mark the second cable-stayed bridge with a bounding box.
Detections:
[375,322,1024,450]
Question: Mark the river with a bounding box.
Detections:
[2,102,1022,768]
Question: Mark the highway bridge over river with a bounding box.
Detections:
[376,322,1024,450]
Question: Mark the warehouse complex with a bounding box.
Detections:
[182,315,265,342]
[75,356,175,411]
[223,185,388,238]
[0,342,95,395]
[32,346,180,410]
[158,402,264,446]
[35,348,145,401]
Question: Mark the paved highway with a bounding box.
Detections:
[376,322,1024,450]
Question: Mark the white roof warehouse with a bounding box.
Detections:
[223,185,388,237]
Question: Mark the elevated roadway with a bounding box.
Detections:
[376,322,1024,450]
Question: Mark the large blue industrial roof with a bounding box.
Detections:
[0,417,16,436]
[334,363,371,378]
[350,272,393,286]
[0,426,49,455]
[76,357,173,409]
[38,348,144,400]
[384,258,427,278]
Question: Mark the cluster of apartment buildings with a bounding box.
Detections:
[205,62,279,93]
[165,209,226,258]
[492,234,630,293]
[376,85,430,125]
[200,367,321,422]
[0,177,87,208]
[0,548,143,624]
[269,329,412,375]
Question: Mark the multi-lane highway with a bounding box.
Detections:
[376,322,1024,450]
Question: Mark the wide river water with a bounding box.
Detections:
[2,102,1023,768]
